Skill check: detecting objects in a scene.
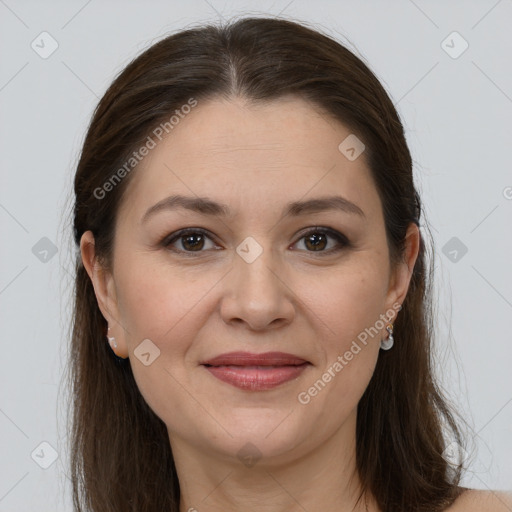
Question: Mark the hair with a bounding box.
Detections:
[68,16,468,512]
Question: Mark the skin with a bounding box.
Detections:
[81,95,425,511]
[446,490,512,512]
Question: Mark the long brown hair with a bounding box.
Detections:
[67,16,468,511]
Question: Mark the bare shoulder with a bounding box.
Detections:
[446,488,512,512]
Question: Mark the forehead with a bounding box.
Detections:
[118,96,380,223]
[156,95,357,167]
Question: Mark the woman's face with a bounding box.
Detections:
[82,96,418,465]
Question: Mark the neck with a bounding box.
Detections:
[171,410,376,512]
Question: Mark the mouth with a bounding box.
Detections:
[201,351,309,367]
[200,351,312,391]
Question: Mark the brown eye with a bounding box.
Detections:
[164,228,217,253]
[294,228,348,254]
[180,233,205,251]
[162,227,348,257]
[304,232,328,251]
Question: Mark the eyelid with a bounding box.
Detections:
[294,226,348,242]
[161,227,219,252]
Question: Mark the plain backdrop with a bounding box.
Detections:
[1,0,511,510]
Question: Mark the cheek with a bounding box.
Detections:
[114,260,211,429]
[296,255,388,409]
[307,255,390,349]
[115,256,214,346]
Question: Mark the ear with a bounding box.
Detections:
[384,222,421,320]
[80,230,129,358]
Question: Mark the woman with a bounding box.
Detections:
[69,16,511,512]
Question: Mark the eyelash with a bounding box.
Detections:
[161,227,349,257]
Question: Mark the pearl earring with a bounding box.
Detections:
[380,323,394,350]
[107,326,118,349]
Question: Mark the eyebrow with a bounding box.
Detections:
[141,194,365,223]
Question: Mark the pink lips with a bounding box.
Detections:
[201,351,311,391]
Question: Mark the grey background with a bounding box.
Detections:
[1,0,511,510]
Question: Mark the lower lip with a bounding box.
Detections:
[203,364,310,391]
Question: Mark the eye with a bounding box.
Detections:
[292,227,349,254]
[163,228,219,254]
[162,226,349,256]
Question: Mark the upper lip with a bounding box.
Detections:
[201,351,309,366]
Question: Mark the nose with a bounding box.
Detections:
[219,244,295,332]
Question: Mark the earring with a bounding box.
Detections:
[107,326,118,349]
[380,323,394,350]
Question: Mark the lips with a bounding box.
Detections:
[201,351,311,391]
[201,351,309,367]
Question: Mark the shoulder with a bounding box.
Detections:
[446,488,512,512]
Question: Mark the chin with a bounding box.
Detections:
[199,414,312,466]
